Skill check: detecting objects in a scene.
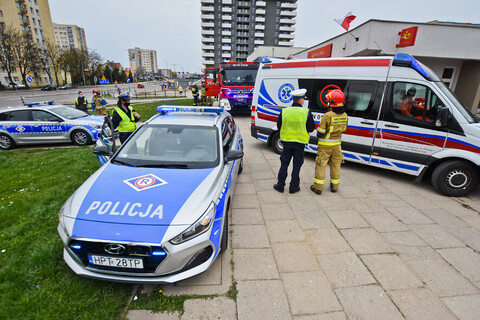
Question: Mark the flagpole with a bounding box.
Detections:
[347,31,359,41]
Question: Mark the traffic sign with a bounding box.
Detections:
[126,71,130,77]
[126,77,131,83]
[27,76,32,83]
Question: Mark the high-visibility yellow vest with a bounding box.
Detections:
[280,107,310,144]
[115,106,137,132]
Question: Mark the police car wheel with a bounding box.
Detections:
[431,160,479,197]
[220,213,228,253]
[0,134,15,150]
[238,158,243,174]
[71,130,92,146]
[271,132,283,155]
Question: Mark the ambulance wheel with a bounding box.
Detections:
[0,134,15,150]
[220,212,229,253]
[271,132,283,155]
[71,130,92,146]
[431,160,479,197]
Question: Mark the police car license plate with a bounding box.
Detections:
[88,254,144,269]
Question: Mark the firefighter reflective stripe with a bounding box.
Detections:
[115,106,136,132]
[318,139,342,146]
[330,178,340,184]
[314,178,324,184]
[280,107,310,144]
[317,127,326,134]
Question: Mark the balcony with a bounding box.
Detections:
[202,37,214,43]
[222,52,232,58]
[202,44,215,50]
[222,30,232,36]
[237,1,250,7]
[201,6,214,12]
[203,59,215,66]
[222,23,232,28]
[221,38,232,43]
[201,14,214,21]
[237,24,249,30]
[280,18,296,24]
[278,40,293,47]
[281,2,298,9]
[255,16,265,22]
[254,32,264,37]
[202,52,215,58]
[255,24,265,30]
[279,33,295,39]
[280,10,297,17]
[222,0,232,4]
[222,7,232,13]
[202,29,214,35]
[222,45,232,51]
[280,26,296,32]
[201,22,214,28]
[222,15,232,21]
[256,1,266,6]
[255,9,265,15]
[201,0,214,4]
[254,39,264,45]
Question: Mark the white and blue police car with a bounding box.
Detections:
[0,101,104,150]
[58,106,244,283]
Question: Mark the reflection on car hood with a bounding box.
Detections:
[64,163,219,243]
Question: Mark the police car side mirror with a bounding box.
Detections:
[435,107,451,127]
[92,145,113,157]
[226,149,243,162]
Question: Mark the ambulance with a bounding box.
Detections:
[250,53,480,197]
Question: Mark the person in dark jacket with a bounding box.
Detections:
[274,88,315,194]
[75,91,88,112]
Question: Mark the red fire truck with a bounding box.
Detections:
[204,61,259,111]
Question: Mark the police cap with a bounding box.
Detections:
[291,88,307,99]
[118,92,131,100]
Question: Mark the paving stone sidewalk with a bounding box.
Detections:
[128,115,480,320]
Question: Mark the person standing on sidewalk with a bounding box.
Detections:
[310,89,348,195]
[274,88,315,194]
[112,92,140,144]
[75,91,88,113]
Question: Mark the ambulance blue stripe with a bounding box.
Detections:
[259,80,276,106]
[257,133,268,142]
[72,164,214,243]
[392,162,420,171]
[257,106,280,117]
[258,96,276,108]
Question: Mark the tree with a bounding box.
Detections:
[86,49,102,85]
[60,48,89,85]
[43,40,62,85]
[103,64,112,83]
[0,25,17,86]
[9,26,39,88]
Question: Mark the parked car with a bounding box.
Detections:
[137,83,145,88]
[9,82,27,90]
[58,106,244,283]
[41,84,57,91]
[58,84,72,90]
[0,101,104,150]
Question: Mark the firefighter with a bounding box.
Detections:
[191,84,199,106]
[274,88,315,194]
[112,92,140,144]
[92,89,106,115]
[311,89,349,194]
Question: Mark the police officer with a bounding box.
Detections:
[311,89,349,194]
[75,91,88,112]
[274,88,315,194]
[92,89,106,115]
[191,84,199,106]
[112,92,140,144]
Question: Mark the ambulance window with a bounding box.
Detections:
[344,82,378,118]
[8,110,30,121]
[308,79,347,113]
[391,82,446,124]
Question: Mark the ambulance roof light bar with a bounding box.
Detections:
[157,106,224,115]
[392,53,431,80]
[25,101,55,107]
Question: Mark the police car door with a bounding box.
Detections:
[94,116,117,166]
[375,81,451,176]
[2,110,31,144]
[31,109,67,143]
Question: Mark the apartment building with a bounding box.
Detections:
[53,23,87,52]
[201,0,297,67]
[128,47,158,76]
[0,0,56,87]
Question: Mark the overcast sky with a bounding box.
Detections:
[48,0,480,73]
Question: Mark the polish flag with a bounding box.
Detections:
[334,12,356,31]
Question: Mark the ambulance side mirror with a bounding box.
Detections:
[435,107,451,127]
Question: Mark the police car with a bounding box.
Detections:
[0,101,104,150]
[58,106,244,283]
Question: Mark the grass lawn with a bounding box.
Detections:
[0,98,222,319]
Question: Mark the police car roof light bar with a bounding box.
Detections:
[25,101,55,107]
[157,106,224,114]
[392,53,431,80]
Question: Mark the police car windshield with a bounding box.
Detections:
[50,106,89,119]
[113,124,219,168]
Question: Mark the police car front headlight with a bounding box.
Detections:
[58,201,70,237]
[170,202,215,245]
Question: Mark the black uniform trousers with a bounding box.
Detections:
[277,141,305,190]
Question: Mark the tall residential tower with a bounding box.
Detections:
[201,0,297,67]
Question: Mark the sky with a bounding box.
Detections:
[48,0,480,74]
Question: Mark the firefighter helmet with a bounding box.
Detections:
[92,89,99,94]
[326,89,345,107]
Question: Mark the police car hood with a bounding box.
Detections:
[75,114,104,124]
[64,163,221,243]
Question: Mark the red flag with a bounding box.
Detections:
[334,12,356,31]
